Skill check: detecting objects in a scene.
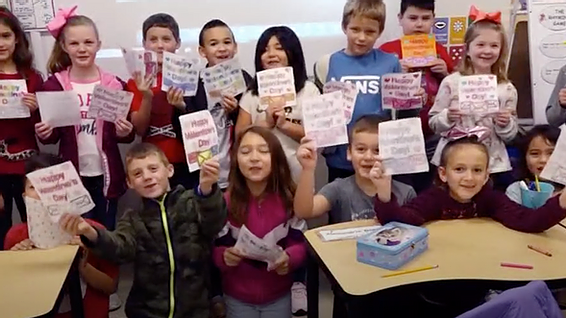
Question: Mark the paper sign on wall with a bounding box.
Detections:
[0,79,29,119]
[121,48,157,83]
[234,226,284,271]
[201,58,247,98]
[433,17,449,45]
[26,197,72,249]
[87,85,133,123]
[379,118,428,175]
[302,91,349,148]
[382,72,423,110]
[449,16,468,45]
[257,67,296,107]
[458,75,499,114]
[323,81,358,123]
[162,52,200,97]
[401,34,437,67]
[26,161,94,223]
[541,128,566,185]
[37,91,81,128]
[179,110,219,172]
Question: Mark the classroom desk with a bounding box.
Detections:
[305,219,566,318]
[0,245,84,318]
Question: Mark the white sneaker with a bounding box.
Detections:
[291,282,307,316]
[109,293,122,312]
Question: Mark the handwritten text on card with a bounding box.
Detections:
[162,52,200,96]
[202,58,247,98]
[180,111,219,172]
[257,67,296,107]
[0,79,29,119]
[382,73,423,110]
[458,75,499,114]
[323,81,358,123]
[379,118,428,175]
[302,91,349,148]
[87,85,133,122]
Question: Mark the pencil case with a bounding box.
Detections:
[356,222,428,270]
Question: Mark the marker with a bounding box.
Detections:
[528,245,552,257]
[500,262,533,269]
[381,265,439,278]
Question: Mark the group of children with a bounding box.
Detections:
[1,0,566,317]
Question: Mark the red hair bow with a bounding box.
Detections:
[469,5,501,24]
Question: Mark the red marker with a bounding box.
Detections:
[500,262,533,270]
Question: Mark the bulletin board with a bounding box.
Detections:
[527,0,566,124]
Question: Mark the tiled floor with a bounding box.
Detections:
[108,265,335,318]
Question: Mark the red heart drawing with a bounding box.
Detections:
[384,78,391,83]
[412,73,419,78]
[466,95,470,99]
[488,75,495,81]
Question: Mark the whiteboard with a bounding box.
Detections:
[527,0,566,124]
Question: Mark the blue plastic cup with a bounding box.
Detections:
[520,182,555,209]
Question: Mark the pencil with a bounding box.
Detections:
[527,245,552,257]
[500,262,533,269]
[535,175,541,192]
[381,265,439,278]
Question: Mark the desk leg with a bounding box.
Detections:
[68,252,84,318]
[307,253,319,318]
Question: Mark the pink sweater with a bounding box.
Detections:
[213,192,306,305]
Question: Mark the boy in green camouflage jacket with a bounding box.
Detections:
[60,143,227,318]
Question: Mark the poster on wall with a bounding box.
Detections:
[527,0,566,124]
[10,0,55,30]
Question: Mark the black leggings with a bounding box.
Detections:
[0,174,26,250]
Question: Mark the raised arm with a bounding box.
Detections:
[129,73,155,136]
[546,65,566,127]
[194,158,228,239]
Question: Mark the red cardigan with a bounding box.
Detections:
[0,70,44,174]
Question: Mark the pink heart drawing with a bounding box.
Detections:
[384,78,391,83]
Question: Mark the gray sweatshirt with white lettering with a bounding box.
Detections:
[546,65,566,127]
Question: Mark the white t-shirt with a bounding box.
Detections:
[239,81,320,182]
[72,81,103,177]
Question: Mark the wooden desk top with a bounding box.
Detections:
[305,219,566,296]
[0,245,79,318]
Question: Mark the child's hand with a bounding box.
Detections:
[271,251,290,275]
[297,137,317,170]
[22,93,38,112]
[134,71,154,97]
[274,108,287,128]
[11,238,34,251]
[79,248,89,269]
[199,157,220,195]
[559,88,566,107]
[221,94,238,113]
[223,247,243,267]
[115,118,133,138]
[369,158,392,203]
[35,122,54,140]
[430,58,448,76]
[265,99,284,128]
[167,87,186,110]
[59,214,96,239]
[447,107,462,123]
[494,109,512,127]
[399,59,411,73]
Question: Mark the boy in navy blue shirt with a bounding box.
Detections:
[314,0,403,182]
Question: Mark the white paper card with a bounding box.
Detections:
[541,129,566,185]
[302,91,349,148]
[257,67,296,107]
[87,85,134,122]
[121,48,157,87]
[201,58,247,98]
[382,72,423,110]
[0,80,29,119]
[458,75,499,114]
[37,91,81,128]
[25,197,72,249]
[26,161,94,222]
[323,81,358,123]
[162,52,200,97]
[379,118,428,175]
[234,226,284,270]
[179,110,219,172]
[318,225,383,242]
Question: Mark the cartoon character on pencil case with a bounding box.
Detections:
[374,227,404,246]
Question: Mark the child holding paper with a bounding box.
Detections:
[188,19,253,190]
[428,6,518,188]
[5,153,119,318]
[380,0,454,192]
[313,0,403,183]
[0,7,44,249]
[35,6,134,231]
[235,26,319,182]
[506,125,563,204]
[128,13,198,189]
[59,142,226,318]
[213,126,306,318]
